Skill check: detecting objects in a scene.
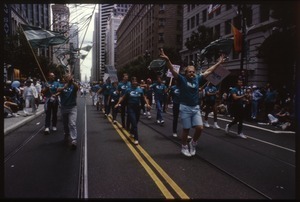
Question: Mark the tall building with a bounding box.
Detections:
[105,14,123,67]
[3,4,51,81]
[181,4,281,88]
[69,24,80,81]
[51,4,70,70]
[91,4,131,82]
[116,4,183,70]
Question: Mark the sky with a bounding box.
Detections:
[68,4,97,82]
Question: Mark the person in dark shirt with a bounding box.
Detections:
[225,79,247,139]
[115,77,151,145]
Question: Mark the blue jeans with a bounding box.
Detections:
[127,104,140,140]
[104,95,110,115]
[44,98,58,128]
[172,103,180,133]
[61,106,77,141]
[251,100,259,118]
[155,99,163,121]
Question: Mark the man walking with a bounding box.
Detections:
[57,74,79,149]
[159,48,225,157]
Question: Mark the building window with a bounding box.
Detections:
[260,4,269,22]
[158,33,164,42]
[159,4,165,13]
[226,4,232,10]
[191,16,195,29]
[214,24,220,39]
[177,20,182,31]
[225,19,231,35]
[187,19,190,31]
[196,13,199,26]
[246,7,253,26]
[233,16,241,30]
[202,9,207,22]
[159,18,165,27]
[216,6,221,15]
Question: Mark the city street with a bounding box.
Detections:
[4,95,296,199]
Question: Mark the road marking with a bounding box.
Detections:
[110,121,175,199]
[84,103,89,198]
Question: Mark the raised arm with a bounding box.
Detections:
[202,54,225,78]
[159,48,179,79]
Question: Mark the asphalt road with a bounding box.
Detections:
[4,95,296,199]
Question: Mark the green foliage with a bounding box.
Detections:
[184,25,214,52]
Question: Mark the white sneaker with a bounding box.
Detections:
[160,120,164,124]
[213,123,220,129]
[237,133,247,139]
[156,120,161,124]
[225,124,229,134]
[173,133,177,137]
[189,140,197,156]
[12,113,19,117]
[204,121,210,128]
[113,120,117,124]
[134,140,139,145]
[52,126,57,131]
[71,140,77,149]
[143,112,147,116]
[44,127,50,135]
[181,145,191,157]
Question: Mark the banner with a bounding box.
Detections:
[205,65,230,86]
[21,24,67,48]
[231,24,242,52]
[208,4,222,15]
[166,64,180,78]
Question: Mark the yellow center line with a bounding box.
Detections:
[108,116,189,199]
[110,119,174,199]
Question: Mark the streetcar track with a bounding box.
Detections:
[4,126,44,163]
[138,116,272,199]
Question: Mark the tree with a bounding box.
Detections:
[184,25,214,52]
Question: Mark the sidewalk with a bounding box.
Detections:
[4,104,45,135]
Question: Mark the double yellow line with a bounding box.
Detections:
[108,117,189,199]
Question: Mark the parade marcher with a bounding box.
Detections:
[139,79,147,115]
[108,81,120,124]
[168,79,180,137]
[159,48,225,157]
[151,75,168,125]
[23,79,38,116]
[98,77,112,118]
[145,78,153,119]
[42,72,60,134]
[203,82,221,129]
[57,74,79,149]
[225,79,248,139]
[115,77,151,145]
[118,73,131,128]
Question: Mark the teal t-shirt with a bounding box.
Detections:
[177,74,204,106]
[151,82,167,100]
[169,85,180,104]
[60,85,77,107]
[118,81,131,96]
[125,87,144,105]
[44,81,59,98]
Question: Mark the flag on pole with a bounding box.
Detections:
[21,24,67,48]
[231,24,242,52]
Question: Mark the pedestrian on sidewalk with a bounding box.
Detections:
[203,82,221,129]
[42,72,60,134]
[115,77,151,145]
[225,78,248,139]
[57,74,79,149]
[23,79,38,116]
[159,48,225,157]
[4,96,19,117]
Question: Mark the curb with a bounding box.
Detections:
[4,110,44,136]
